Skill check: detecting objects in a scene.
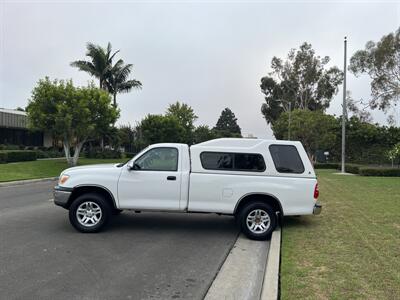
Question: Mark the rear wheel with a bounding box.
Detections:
[69,193,112,233]
[239,202,277,240]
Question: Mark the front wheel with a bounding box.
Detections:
[239,202,277,240]
[113,209,123,215]
[69,193,112,233]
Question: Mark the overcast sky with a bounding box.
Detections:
[1,0,399,138]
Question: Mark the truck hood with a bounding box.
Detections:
[58,163,123,190]
[62,163,119,174]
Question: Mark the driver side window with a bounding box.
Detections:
[134,147,178,171]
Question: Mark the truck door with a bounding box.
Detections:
[118,147,182,210]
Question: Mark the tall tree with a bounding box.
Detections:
[340,116,397,164]
[193,125,217,144]
[71,42,142,107]
[214,108,242,137]
[273,109,338,161]
[345,91,372,123]
[26,78,119,166]
[165,102,198,144]
[349,27,400,111]
[260,43,343,124]
[71,42,118,89]
[106,60,142,107]
[140,114,185,145]
[118,124,137,153]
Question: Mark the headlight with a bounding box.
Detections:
[59,174,70,185]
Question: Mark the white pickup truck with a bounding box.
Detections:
[54,138,321,240]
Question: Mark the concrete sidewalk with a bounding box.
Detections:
[205,228,281,300]
[0,177,58,187]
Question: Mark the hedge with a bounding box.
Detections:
[0,144,22,150]
[341,164,362,174]
[84,148,122,159]
[314,162,400,177]
[358,167,400,177]
[314,163,339,169]
[313,163,361,174]
[35,149,64,159]
[0,150,37,163]
[0,152,7,163]
[124,152,137,159]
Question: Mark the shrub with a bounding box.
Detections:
[358,167,400,177]
[314,163,363,173]
[345,164,361,174]
[0,144,21,150]
[35,149,64,159]
[387,143,400,167]
[334,163,361,174]
[84,148,122,159]
[0,150,37,162]
[315,159,400,177]
[314,163,339,169]
[35,150,49,159]
[0,152,7,163]
[124,152,137,159]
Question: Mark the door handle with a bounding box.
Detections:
[167,176,176,181]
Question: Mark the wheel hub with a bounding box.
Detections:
[76,201,102,227]
[246,209,271,234]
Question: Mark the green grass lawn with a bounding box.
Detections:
[281,170,400,299]
[0,158,124,182]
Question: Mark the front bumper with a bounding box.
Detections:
[313,203,322,215]
[53,186,73,208]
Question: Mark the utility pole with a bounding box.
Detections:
[288,102,291,140]
[341,36,347,173]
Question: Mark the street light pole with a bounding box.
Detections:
[341,36,347,173]
[288,102,291,140]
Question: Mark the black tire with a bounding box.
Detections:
[238,202,277,240]
[69,193,112,233]
[113,209,123,215]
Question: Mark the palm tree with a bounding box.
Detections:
[71,42,119,89]
[106,60,142,107]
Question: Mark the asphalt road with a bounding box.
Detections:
[0,181,239,300]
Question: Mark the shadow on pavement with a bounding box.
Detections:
[106,211,239,234]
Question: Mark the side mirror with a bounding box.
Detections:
[128,162,141,171]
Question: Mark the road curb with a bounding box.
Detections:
[0,177,58,187]
[204,234,270,300]
[261,228,281,300]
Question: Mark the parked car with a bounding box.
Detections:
[54,138,321,240]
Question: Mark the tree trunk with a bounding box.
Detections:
[71,140,86,167]
[63,139,74,167]
[306,149,315,165]
[113,93,117,107]
[63,138,87,167]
